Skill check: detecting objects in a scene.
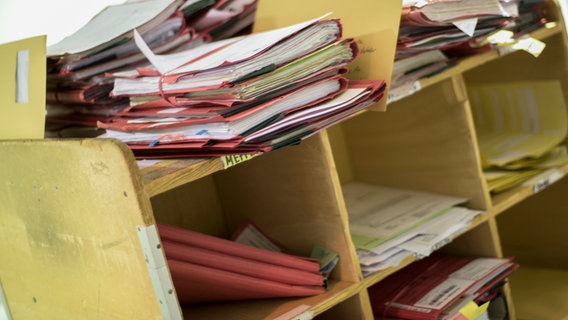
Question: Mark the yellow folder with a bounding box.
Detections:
[0,35,46,139]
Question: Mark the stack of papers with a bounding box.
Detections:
[342,182,483,277]
[389,0,549,102]
[45,0,258,136]
[158,223,328,303]
[368,253,519,320]
[468,80,568,193]
[397,0,520,59]
[94,15,385,158]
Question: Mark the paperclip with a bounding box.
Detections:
[171,133,184,141]
[149,133,171,147]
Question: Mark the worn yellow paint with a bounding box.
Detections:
[0,139,163,319]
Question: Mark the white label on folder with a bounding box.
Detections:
[452,18,478,37]
[514,37,546,58]
[415,278,474,309]
[523,168,565,193]
[16,49,29,104]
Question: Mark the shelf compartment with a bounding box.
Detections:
[497,175,568,269]
[507,266,568,320]
[330,78,490,210]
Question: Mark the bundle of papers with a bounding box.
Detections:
[45,0,258,136]
[390,0,549,101]
[93,15,385,158]
[468,80,568,193]
[368,253,519,320]
[342,182,483,277]
[397,0,520,59]
[157,223,330,303]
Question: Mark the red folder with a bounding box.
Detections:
[162,240,325,286]
[168,259,326,303]
[97,76,346,132]
[157,224,321,273]
[369,254,519,320]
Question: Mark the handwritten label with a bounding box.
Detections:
[523,169,565,193]
[222,154,259,169]
[348,30,393,81]
[16,49,29,104]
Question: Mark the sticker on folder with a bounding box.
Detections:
[0,35,46,139]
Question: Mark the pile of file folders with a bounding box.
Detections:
[45,0,386,158]
[368,253,519,320]
[157,223,331,303]
[397,0,548,59]
[46,0,257,126]
[389,0,549,102]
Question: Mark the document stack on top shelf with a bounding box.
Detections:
[342,182,483,277]
[368,253,519,320]
[467,80,568,194]
[96,14,385,158]
[388,0,549,103]
[46,1,386,159]
[45,0,257,137]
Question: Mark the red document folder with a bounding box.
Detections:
[369,254,519,320]
[168,259,326,303]
[157,224,321,273]
[162,240,325,286]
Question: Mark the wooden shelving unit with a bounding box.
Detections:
[1,0,568,319]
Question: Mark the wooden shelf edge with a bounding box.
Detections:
[140,158,225,197]
[179,279,360,319]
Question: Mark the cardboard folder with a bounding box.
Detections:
[168,259,326,303]
[158,224,327,303]
[0,36,46,139]
[369,254,519,320]
[162,240,325,286]
[157,224,321,273]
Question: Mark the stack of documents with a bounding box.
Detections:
[389,0,549,102]
[45,0,258,136]
[368,253,519,320]
[468,80,568,193]
[158,223,328,303]
[92,15,386,158]
[342,182,483,277]
[397,0,519,59]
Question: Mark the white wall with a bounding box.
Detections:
[0,0,125,45]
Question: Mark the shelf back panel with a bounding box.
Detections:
[338,79,490,210]
[497,176,568,268]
